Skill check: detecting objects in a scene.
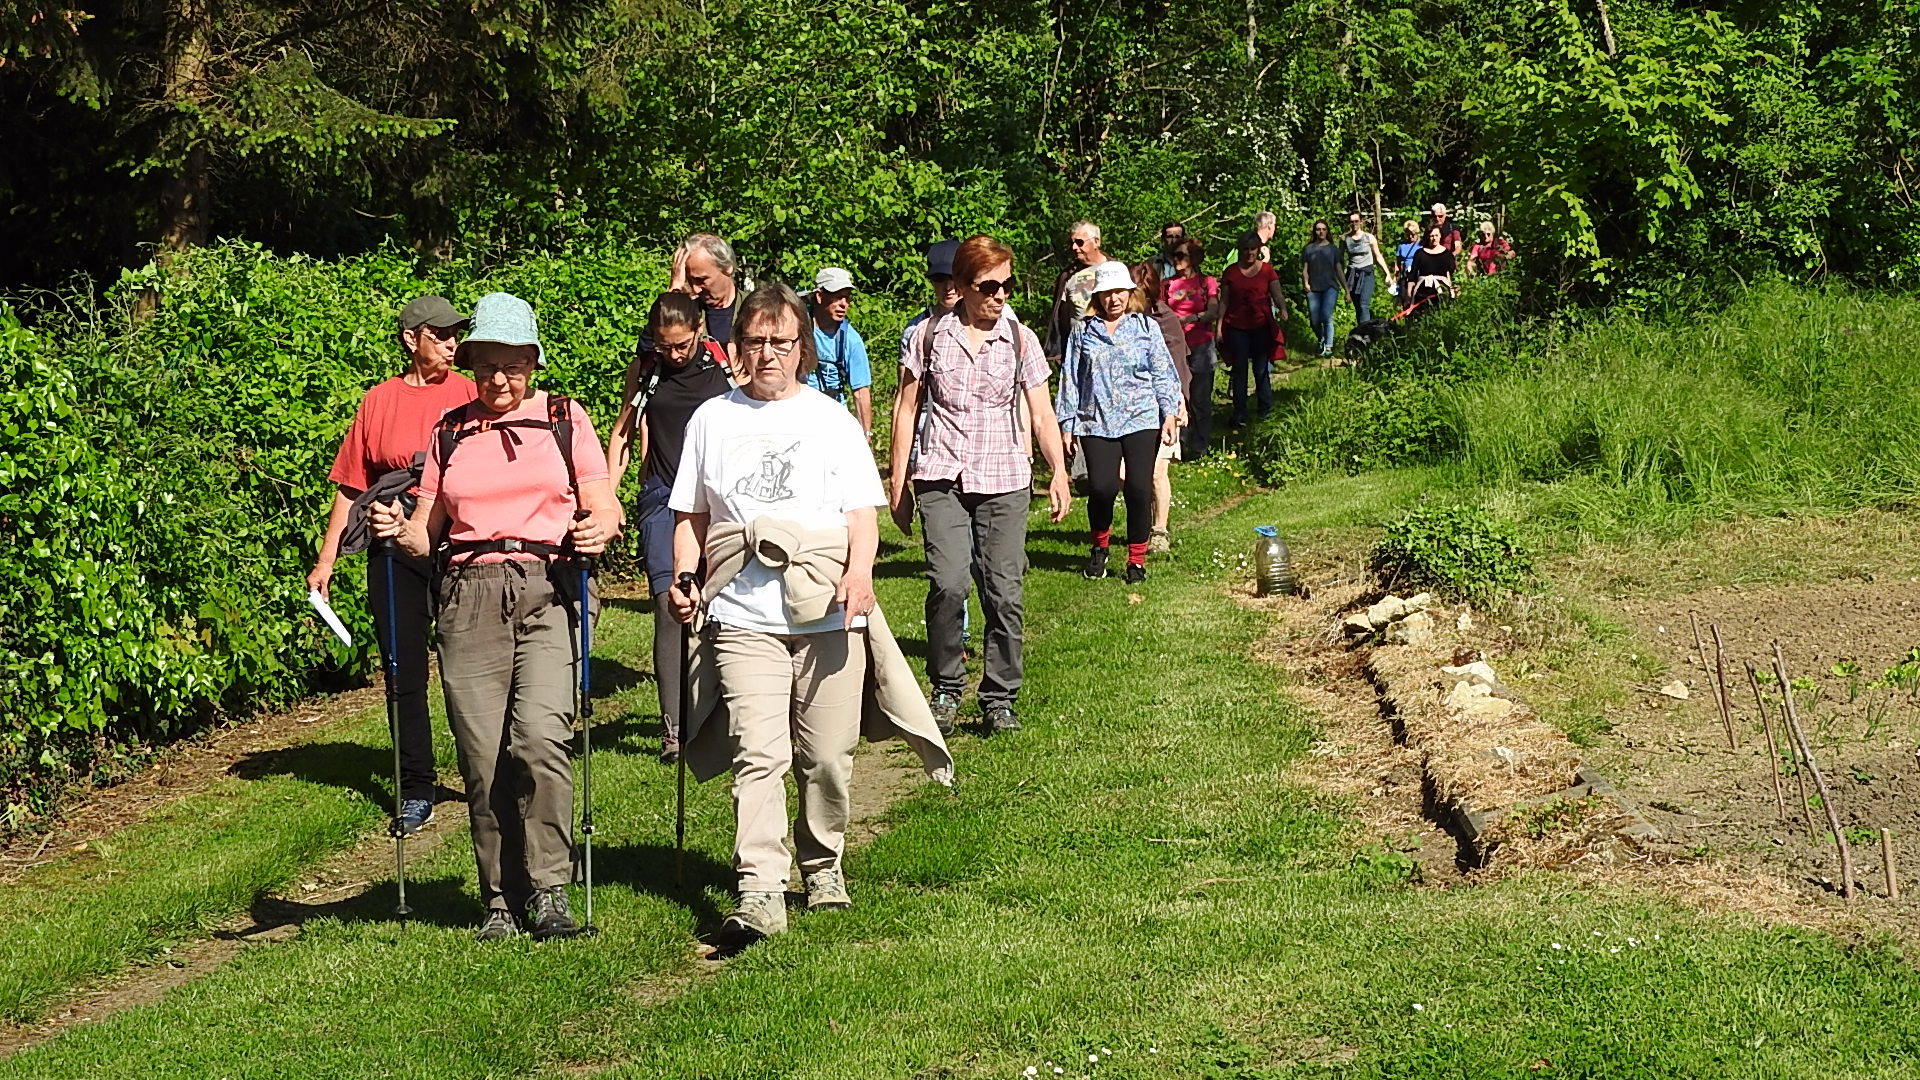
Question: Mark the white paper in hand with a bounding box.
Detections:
[307,589,353,648]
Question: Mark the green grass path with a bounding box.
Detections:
[6,466,1920,1077]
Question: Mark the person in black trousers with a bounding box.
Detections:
[309,296,476,834]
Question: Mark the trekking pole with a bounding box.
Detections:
[575,549,601,937]
[675,571,696,888]
[380,542,411,918]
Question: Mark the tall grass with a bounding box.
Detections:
[1248,281,1920,535]
[1450,284,1920,531]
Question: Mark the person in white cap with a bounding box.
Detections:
[1431,203,1463,256]
[805,266,873,438]
[1054,260,1182,584]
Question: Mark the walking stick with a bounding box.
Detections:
[380,542,411,918]
[675,571,696,888]
[575,553,601,936]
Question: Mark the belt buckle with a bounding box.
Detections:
[503,539,524,553]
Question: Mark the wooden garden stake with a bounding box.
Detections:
[1882,828,1899,900]
[1710,623,1737,750]
[1773,643,1854,900]
[1688,611,1710,674]
[1745,662,1787,822]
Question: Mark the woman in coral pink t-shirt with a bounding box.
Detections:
[373,292,618,943]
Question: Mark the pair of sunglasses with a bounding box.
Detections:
[973,278,1017,296]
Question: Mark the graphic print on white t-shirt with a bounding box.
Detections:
[670,387,887,634]
[726,437,801,505]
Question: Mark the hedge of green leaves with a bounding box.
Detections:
[0,241,692,819]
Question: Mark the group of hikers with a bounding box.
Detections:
[303,207,1503,948]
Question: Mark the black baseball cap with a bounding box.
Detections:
[926,240,960,278]
[397,295,469,333]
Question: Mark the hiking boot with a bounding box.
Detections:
[1124,562,1148,585]
[659,729,681,765]
[930,691,961,735]
[475,908,521,942]
[1147,527,1171,554]
[526,885,581,940]
[392,798,434,837]
[804,868,852,911]
[984,703,1022,734]
[1082,546,1111,580]
[722,891,789,943]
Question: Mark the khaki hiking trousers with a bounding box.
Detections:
[710,624,867,894]
[437,560,594,913]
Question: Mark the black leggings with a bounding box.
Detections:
[1082,429,1159,546]
[368,549,438,802]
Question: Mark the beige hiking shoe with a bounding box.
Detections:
[1148,526,1171,554]
[804,868,852,910]
[724,890,789,942]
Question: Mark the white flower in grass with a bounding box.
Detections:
[1088,1055,1099,1064]
[1100,1048,1111,1057]
[1550,942,1564,950]
[1609,947,1621,954]
[1149,1048,1159,1055]
[1025,1068,1038,1078]
[1412,1003,1424,1012]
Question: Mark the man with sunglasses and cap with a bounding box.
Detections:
[804,266,874,439]
[308,295,476,836]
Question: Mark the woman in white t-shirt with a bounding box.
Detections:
[667,282,887,948]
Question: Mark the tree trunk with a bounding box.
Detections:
[155,0,212,264]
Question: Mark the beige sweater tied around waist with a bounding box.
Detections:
[678,517,955,787]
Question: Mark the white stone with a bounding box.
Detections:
[1343,612,1375,636]
[1657,680,1690,700]
[1440,661,1502,690]
[1366,595,1409,627]
[1385,611,1434,645]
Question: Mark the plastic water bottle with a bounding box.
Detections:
[1253,525,1293,597]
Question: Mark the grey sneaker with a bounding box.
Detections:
[929,691,961,735]
[724,890,789,942]
[984,703,1022,734]
[804,868,851,910]
[475,908,520,942]
[1147,526,1171,554]
[392,798,434,837]
[526,885,581,940]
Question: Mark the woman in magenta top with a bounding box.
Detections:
[1160,238,1219,458]
[373,291,618,943]
[1218,230,1289,428]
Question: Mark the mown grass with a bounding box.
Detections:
[6,473,1920,1077]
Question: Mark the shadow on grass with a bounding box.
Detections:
[243,874,481,932]
[605,596,656,616]
[591,657,653,697]
[228,741,391,808]
[596,842,733,937]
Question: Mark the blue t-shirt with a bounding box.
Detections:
[1396,241,1421,274]
[806,319,872,400]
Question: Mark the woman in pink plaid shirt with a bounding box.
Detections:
[887,234,1072,736]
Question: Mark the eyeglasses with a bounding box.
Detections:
[414,325,459,342]
[972,278,1017,297]
[741,335,800,356]
[1070,238,1091,247]
[655,336,701,356]
[473,364,533,379]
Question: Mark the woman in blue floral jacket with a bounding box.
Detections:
[1056,260,1184,584]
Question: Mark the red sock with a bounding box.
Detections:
[1127,542,1148,566]
[1092,528,1112,549]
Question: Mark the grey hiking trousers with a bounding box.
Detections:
[436,560,594,913]
[915,480,1028,706]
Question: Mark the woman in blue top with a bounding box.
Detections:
[1394,219,1422,310]
[1056,261,1183,584]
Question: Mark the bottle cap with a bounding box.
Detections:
[1255,525,1279,537]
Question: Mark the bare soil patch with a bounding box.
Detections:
[1588,580,1920,915]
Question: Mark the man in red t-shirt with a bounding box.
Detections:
[308,295,475,834]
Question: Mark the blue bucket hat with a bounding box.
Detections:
[456,292,545,368]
